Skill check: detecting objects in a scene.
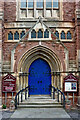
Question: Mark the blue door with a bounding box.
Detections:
[28,58,51,95]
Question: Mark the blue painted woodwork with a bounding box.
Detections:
[31,30,36,38]
[44,29,49,38]
[14,31,19,40]
[61,31,65,39]
[28,58,51,95]
[67,31,72,39]
[8,31,13,40]
[55,31,59,39]
[38,29,43,38]
[20,31,25,38]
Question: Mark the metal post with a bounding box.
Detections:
[18,94,19,105]
[53,87,55,99]
[73,92,74,105]
[67,93,69,100]
[12,92,13,100]
[5,92,7,106]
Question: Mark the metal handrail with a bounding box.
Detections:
[51,86,65,108]
[15,86,29,109]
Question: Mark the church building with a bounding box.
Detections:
[0,0,80,108]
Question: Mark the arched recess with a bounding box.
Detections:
[15,45,64,91]
[17,45,63,73]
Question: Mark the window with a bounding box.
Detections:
[38,29,43,38]
[21,0,26,8]
[46,0,52,8]
[20,31,25,38]
[28,0,33,8]
[44,29,49,38]
[67,31,72,39]
[31,30,36,38]
[14,31,19,40]
[8,31,13,40]
[20,0,59,18]
[61,31,65,39]
[55,31,59,39]
[53,0,58,8]
[37,0,43,8]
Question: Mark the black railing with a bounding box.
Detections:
[15,86,29,109]
[51,86,65,108]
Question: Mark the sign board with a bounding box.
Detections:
[64,73,78,92]
[2,74,16,92]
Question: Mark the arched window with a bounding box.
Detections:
[61,31,65,39]
[67,31,72,39]
[14,31,19,40]
[20,31,25,38]
[31,30,36,38]
[44,29,49,38]
[38,29,43,38]
[55,31,59,39]
[8,31,13,40]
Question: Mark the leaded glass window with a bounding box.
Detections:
[28,0,33,8]
[55,31,59,39]
[67,31,72,39]
[31,30,36,38]
[38,29,43,38]
[8,31,13,40]
[21,0,26,8]
[46,0,52,8]
[53,0,58,8]
[20,31,25,38]
[61,31,65,39]
[37,0,43,8]
[44,29,49,38]
[14,31,19,40]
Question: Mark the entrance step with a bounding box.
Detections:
[17,96,63,109]
[18,104,63,108]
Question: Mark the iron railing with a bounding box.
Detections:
[15,86,29,109]
[51,85,65,108]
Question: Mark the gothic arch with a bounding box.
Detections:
[17,45,63,73]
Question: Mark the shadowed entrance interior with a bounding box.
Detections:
[28,58,51,95]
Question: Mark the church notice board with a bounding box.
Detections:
[64,73,78,92]
[2,74,16,92]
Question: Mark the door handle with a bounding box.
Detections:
[38,81,42,83]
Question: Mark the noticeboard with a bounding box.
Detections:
[2,74,16,92]
[64,73,78,92]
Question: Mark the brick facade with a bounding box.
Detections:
[0,0,80,107]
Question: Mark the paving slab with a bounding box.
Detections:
[11,108,71,118]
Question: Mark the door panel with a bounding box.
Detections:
[28,58,51,95]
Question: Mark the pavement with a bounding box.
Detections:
[10,108,70,119]
[1,108,80,120]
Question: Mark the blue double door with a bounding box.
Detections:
[28,58,51,95]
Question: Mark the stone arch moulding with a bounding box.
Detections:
[14,45,64,73]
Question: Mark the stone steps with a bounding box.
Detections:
[17,96,63,109]
[18,104,63,108]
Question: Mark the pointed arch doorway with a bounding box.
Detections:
[28,58,51,95]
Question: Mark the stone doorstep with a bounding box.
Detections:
[18,104,63,108]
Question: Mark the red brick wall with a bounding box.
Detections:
[4,0,16,22]
[63,1,75,21]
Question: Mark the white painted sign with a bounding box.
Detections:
[65,82,77,92]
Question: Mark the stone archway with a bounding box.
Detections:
[17,45,62,72]
[16,45,64,92]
